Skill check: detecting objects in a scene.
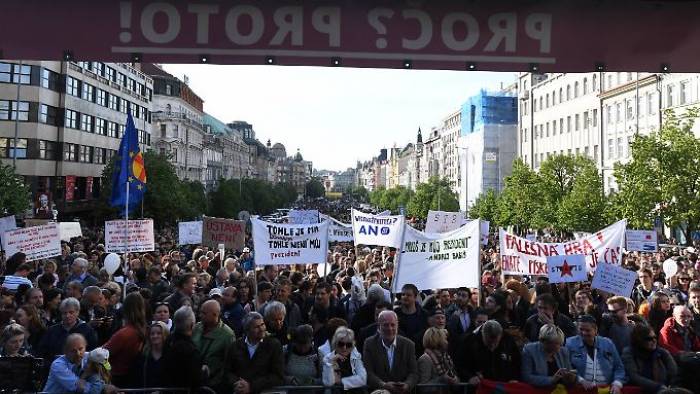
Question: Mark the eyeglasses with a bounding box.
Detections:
[336,341,353,349]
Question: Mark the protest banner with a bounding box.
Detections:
[625,230,658,252]
[178,221,203,245]
[0,215,17,250]
[351,209,405,248]
[288,209,320,224]
[251,217,329,265]
[547,254,587,283]
[481,221,490,246]
[105,219,155,253]
[591,262,637,297]
[525,233,537,242]
[24,219,49,227]
[377,210,391,216]
[2,223,61,261]
[500,220,626,275]
[59,222,83,242]
[202,216,245,250]
[394,220,480,291]
[320,214,354,242]
[425,210,467,234]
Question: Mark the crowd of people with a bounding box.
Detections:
[1,215,700,394]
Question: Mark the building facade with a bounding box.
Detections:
[440,109,462,195]
[0,60,153,218]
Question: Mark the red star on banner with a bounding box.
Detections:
[560,260,574,277]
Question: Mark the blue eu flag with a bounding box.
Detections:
[110,111,147,215]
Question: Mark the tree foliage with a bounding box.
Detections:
[612,108,700,243]
[496,159,544,231]
[468,188,499,223]
[305,177,325,199]
[207,178,298,218]
[0,161,31,215]
[346,185,369,202]
[407,177,459,218]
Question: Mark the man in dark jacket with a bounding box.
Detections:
[523,293,577,342]
[457,320,521,383]
[165,273,197,312]
[227,312,284,393]
[38,297,98,367]
[162,305,204,389]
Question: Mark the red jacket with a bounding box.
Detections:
[658,317,700,355]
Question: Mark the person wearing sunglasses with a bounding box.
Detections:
[322,326,366,392]
[622,323,677,393]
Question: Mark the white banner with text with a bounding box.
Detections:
[252,218,329,265]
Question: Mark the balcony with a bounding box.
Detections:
[152,111,204,130]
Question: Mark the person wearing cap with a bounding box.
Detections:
[81,347,113,390]
[193,299,235,393]
[240,248,254,272]
[565,315,626,393]
[285,324,321,386]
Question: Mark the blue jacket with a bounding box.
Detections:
[521,342,573,387]
[565,335,626,385]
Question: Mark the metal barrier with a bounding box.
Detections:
[34,387,216,394]
[265,383,474,394]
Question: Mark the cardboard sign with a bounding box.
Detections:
[500,220,626,275]
[105,219,155,253]
[178,221,203,245]
[351,209,405,248]
[425,210,467,234]
[626,230,658,252]
[2,223,61,261]
[202,216,245,250]
[0,215,17,250]
[547,254,587,283]
[252,218,329,265]
[394,220,481,291]
[59,222,83,242]
[591,262,637,297]
[288,209,320,224]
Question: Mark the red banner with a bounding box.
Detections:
[65,176,76,202]
[477,380,642,394]
[2,1,700,72]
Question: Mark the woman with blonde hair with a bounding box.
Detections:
[134,321,169,388]
[322,326,366,391]
[417,327,459,390]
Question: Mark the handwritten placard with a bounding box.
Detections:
[2,223,61,261]
[105,219,155,253]
[591,262,637,297]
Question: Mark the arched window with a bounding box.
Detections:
[574,81,580,98]
[583,78,588,94]
[566,85,571,100]
[592,74,598,91]
[559,88,563,103]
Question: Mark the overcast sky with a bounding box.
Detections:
[163,64,516,171]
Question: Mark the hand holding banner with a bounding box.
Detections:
[547,254,587,283]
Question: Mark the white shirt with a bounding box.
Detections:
[1,275,32,291]
[381,337,397,369]
[245,337,259,359]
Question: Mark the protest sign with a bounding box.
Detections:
[591,262,637,297]
[252,218,329,265]
[288,209,320,224]
[394,220,481,291]
[59,222,83,242]
[0,215,17,250]
[178,221,203,245]
[425,210,467,234]
[377,210,391,216]
[547,254,587,283]
[481,221,490,246]
[105,219,155,253]
[25,219,49,227]
[202,216,245,250]
[320,214,354,243]
[2,223,61,261]
[351,209,405,247]
[626,230,658,252]
[500,220,626,275]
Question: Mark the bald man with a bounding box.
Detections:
[43,334,118,393]
[659,305,700,356]
[363,310,418,393]
[193,299,236,392]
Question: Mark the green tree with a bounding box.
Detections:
[469,189,500,224]
[557,161,608,232]
[305,177,325,199]
[208,179,243,219]
[274,182,298,207]
[497,159,544,231]
[537,154,580,228]
[369,186,385,208]
[613,109,700,243]
[0,161,30,215]
[347,185,369,202]
[407,177,459,219]
[379,186,414,214]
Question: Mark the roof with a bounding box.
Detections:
[203,113,234,136]
[141,63,176,79]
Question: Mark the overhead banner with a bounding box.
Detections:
[547,254,587,284]
[178,221,203,245]
[289,209,320,224]
[425,210,467,234]
[351,209,405,247]
[500,220,626,275]
[2,223,61,261]
[591,262,637,297]
[625,230,658,252]
[320,214,354,242]
[59,222,83,242]
[202,216,245,250]
[7,1,700,72]
[105,219,155,253]
[394,220,480,292]
[251,218,329,265]
[0,215,17,250]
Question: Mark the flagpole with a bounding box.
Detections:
[123,180,129,301]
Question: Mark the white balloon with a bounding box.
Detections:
[104,253,121,275]
[663,258,678,278]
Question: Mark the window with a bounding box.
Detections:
[647,93,655,115]
[66,76,80,96]
[593,145,599,162]
[40,104,59,125]
[552,90,556,104]
[559,118,563,133]
[80,114,93,132]
[584,146,590,157]
[0,138,28,158]
[120,98,128,114]
[523,128,527,142]
[583,78,588,94]
[583,111,589,129]
[133,104,140,119]
[680,80,690,105]
[627,72,633,82]
[566,85,571,100]
[79,145,92,163]
[95,118,106,135]
[94,62,105,76]
[137,83,145,96]
[552,120,557,135]
[0,101,29,121]
[592,74,598,91]
[160,124,166,138]
[667,85,674,107]
[593,109,598,127]
[108,122,118,138]
[94,147,105,164]
[546,123,550,137]
[546,94,550,108]
[82,83,95,102]
[97,89,107,107]
[627,136,633,157]
[567,116,572,132]
[575,114,580,131]
[79,61,92,71]
[109,94,119,111]
[64,143,77,161]
[118,73,127,87]
[559,88,563,103]
[41,68,60,90]
[105,67,115,82]
[626,99,634,120]
[39,140,57,160]
[608,139,614,158]
[617,137,623,158]
[615,103,621,123]
[607,74,613,89]
[574,81,580,97]
[539,96,543,111]
[65,109,78,128]
[165,84,172,95]
[0,63,31,84]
